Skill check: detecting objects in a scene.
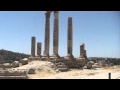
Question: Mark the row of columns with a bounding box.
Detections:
[30,11,87,60]
[43,11,60,59]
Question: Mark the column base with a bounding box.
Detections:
[50,53,60,60]
[76,57,89,67]
[64,54,75,60]
[29,56,35,61]
[79,56,88,60]
[34,55,41,60]
[41,54,50,60]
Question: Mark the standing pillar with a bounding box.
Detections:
[65,17,74,60]
[29,36,36,60]
[42,12,50,59]
[84,50,87,58]
[31,36,36,57]
[37,42,42,57]
[35,42,42,60]
[77,43,88,66]
[51,11,60,59]
[80,43,85,58]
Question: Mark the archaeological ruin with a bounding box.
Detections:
[29,11,89,68]
[0,11,120,79]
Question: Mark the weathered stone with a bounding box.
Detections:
[43,12,50,58]
[58,68,68,72]
[57,65,67,68]
[89,61,94,65]
[65,17,74,60]
[13,71,21,76]
[94,63,99,65]
[21,58,28,65]
[37,42,42,57]
[0,71,4,76]
[4,70,13,76]
[29,56,35,61]
[31,37,36,57]
[100,61,106,67]
[92,64,101,68]
[11,61,19,68]
[83,66,87,69]
[28,68,35,74]
[51,11,60,59]
[19,70,27,76]
[76,59,87,67]
[84,50,87,58]
[0,69,28,79]
[3,63,12,68]
[0,64,3,68]
[80,43,85,58]
[85,62,92,69]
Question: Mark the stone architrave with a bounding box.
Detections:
[65,17,74,60]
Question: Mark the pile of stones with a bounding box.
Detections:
[0,68,28,79]
[0,58,29,79]
[54,62,69,72]
[83,60,114,69]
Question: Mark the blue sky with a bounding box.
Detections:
[0,11,120,58]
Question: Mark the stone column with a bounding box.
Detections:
[42,12,50,58]
[84,50,87,58]
[65,17,74,60]
[37,42,41,56]
[34,42,42,60]
[77,43,88,66]
[51,11,60,59]
[31,37,36,57]
[80,43,85,58]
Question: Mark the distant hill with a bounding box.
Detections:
[0,49,30,63]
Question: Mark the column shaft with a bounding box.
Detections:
[37,42,41,56]
[31,37,36,57]
[80,43,85,58]
[67,17,72,55]
[53,11,59,55]
[44,12,50,56]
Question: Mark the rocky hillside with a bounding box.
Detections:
[0,49,30,63]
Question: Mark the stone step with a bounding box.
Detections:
[58,68,68,72]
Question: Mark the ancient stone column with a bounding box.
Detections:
[51,11,60,59]
[43,12,50,58]
[80,43,85,58]
[37,42,41,56]
[84,50,87,58]
[31,37,36,57]
[77,43,88,66]
[65,17,74,60]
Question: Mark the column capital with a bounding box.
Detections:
[45,12,50,18]
[54,11,59,13]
